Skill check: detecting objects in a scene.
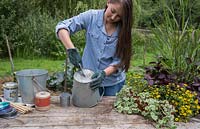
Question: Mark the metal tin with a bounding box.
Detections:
[3,82,18,102]
[60,92,71,107]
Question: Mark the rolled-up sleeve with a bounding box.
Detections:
[55,10,93,39]
[110,56,124,72]
[110,56,121,66]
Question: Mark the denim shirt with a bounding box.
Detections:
[56,9,125,87]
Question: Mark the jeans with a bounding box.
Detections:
[99,81,125,96]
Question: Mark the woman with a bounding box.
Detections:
[56,0,133,96]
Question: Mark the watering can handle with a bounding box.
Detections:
[85,87,104,107]
[32,77,52,94]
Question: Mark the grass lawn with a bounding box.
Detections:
[0,53,155,77]
[0,58,65,76]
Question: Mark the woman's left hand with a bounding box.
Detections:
[90,71,106,90]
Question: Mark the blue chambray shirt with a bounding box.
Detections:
[56,9,125,87]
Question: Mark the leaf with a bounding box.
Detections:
[150,112,158,121]
[123,97,129,101]
[192,83,200,87]
[158,73,166,79]
[124,106,130,111]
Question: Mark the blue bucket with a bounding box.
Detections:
[16,69,48,104]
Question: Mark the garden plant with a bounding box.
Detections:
[115,72,200,129]
[115,1,200,129]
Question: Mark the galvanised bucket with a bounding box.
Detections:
[72,69,101,108]
[16,69,48,104]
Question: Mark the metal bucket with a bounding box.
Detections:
[72,69,101,108]
[16,69,48,104]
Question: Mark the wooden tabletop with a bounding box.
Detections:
[0,96,200,129]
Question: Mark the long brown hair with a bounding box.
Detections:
[106,0,133,72]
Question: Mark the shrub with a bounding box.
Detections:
[12,10,65,59]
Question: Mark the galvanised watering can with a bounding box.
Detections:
[72,69,102,108]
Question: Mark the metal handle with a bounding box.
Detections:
[32,77,52,94]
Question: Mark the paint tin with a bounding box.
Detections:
[35,91,50,111]
[3,82,18,102]
[60,92,71,107]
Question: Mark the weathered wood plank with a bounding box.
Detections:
[0,96,200,129]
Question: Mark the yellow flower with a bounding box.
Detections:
[178,96,183,100]
[157,95,161,99]
[183,113,187,116]
[175,118,179,122]
[194,99,198,104]
[187,110,192,115]
[186,90,190,94]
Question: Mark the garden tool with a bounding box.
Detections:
[59,50,71,107]
[5,35,14,75]
[78,63,86,77]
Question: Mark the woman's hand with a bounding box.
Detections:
[90,71,106,90]
[67,48,82,68]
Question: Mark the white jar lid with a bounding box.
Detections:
[35,91,50,99]
[3,82,18,88]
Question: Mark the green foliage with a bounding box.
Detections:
[124,72,200,124]
[114,86,140,114]
[1,0,200,60]
[0,0,37,57]
[165,0,200,28]
[132,30,156,66]
[133,0,200,28]
[151,1,200,83]
[13,10,64,58]
[47,72,65,91]
[47,62,75,92]
[133,0,161,27]
[115,86,176,129]
[37,0,105,18]
[71,31,86,55]
[126,72,147,93]
[0,0,105,59]
[147,83,200,122]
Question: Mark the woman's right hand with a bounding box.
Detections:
[67,48,82,68]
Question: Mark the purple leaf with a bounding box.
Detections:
[192,83,200,87]
[158,73,165,79]
[148,80,154,85]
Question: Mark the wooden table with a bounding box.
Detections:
[0,96,200,129]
